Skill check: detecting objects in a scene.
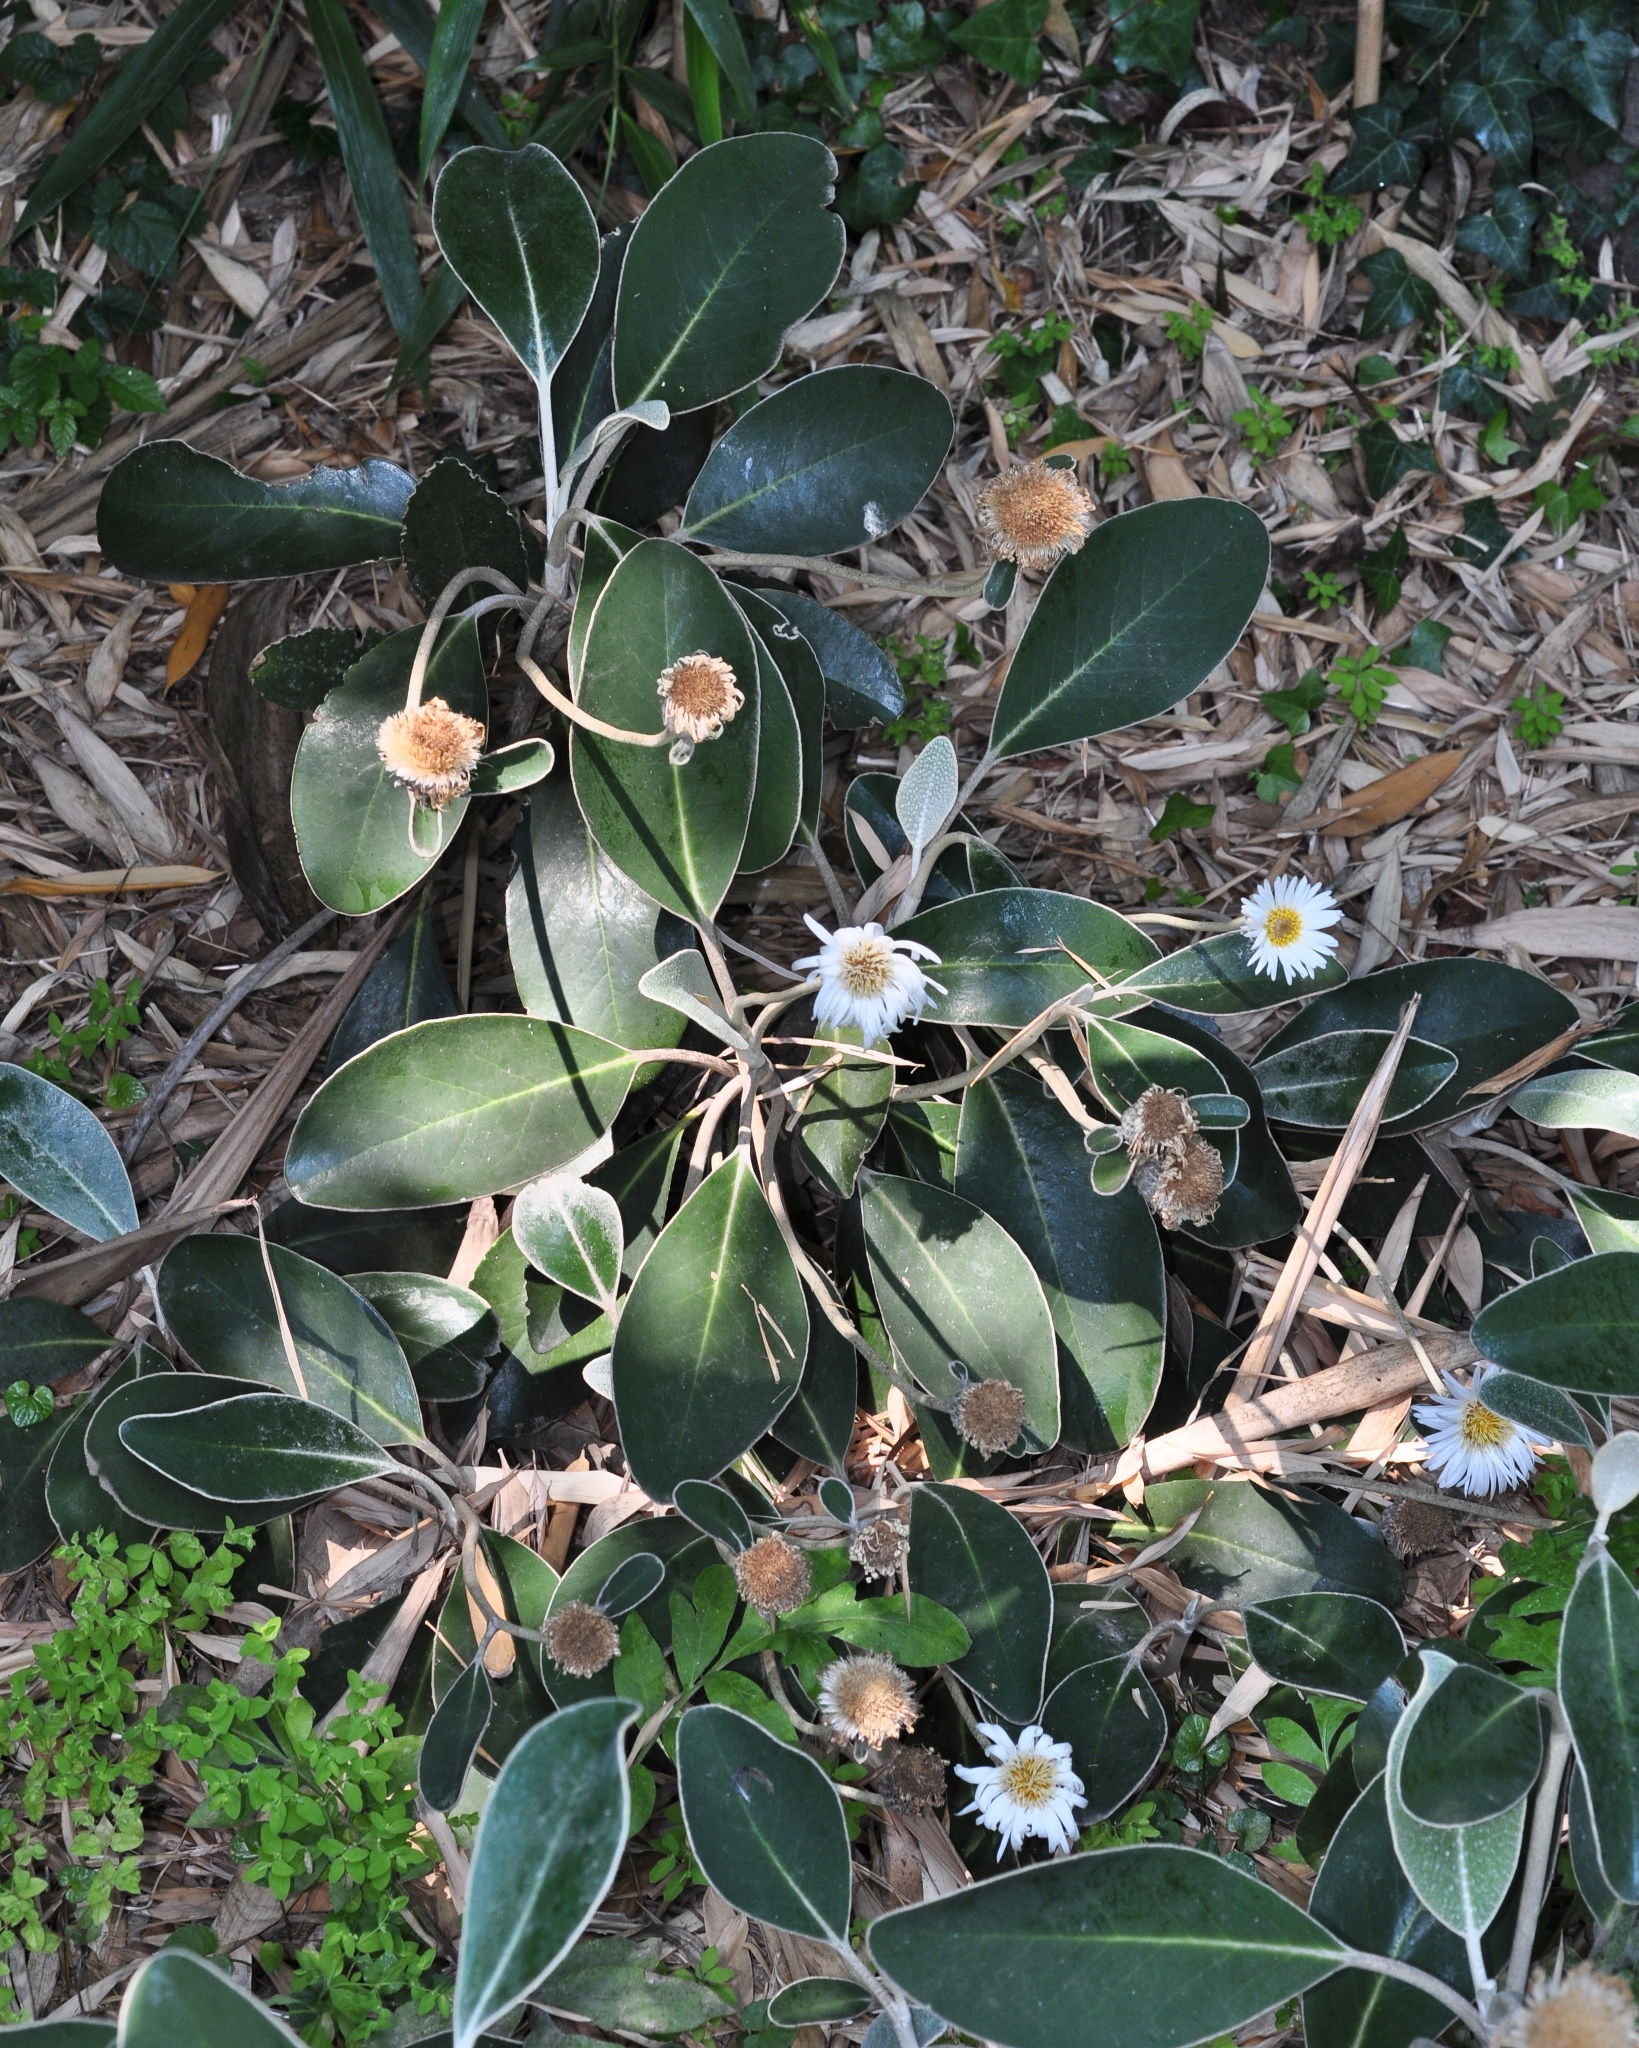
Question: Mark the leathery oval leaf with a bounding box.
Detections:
[98,443,414,583]
[613,135,845,413]
[738,625,803,874]
[291,618,487,917]
[571,537,759,925]
[119,1948,307,2045]
[990,499,1270,759]
[344,1271,499,1401]
[512,1173,624,1310]
[1472,1252,1639,1396]
[676,1703,851,1942]
[1039,1656,1168,1825]
[682,365,952,554]
[868,1845,1345,2048]
[1252,1031,1459,1130]
[453,1698,636,2048]
[909,1482,1051,1723]
[118,1392,397,1501]
[286,1015,637,1210]
[1396,1662,1544,1826]
[612,1151,808,1499]
[84,1372,314,1531]
[157,1234,423,1445]
[892,889,1158,1029]
[0,1063,137,1241]
[1120,929,1348,1015]
[1560,1545,1639,1902]
[1243,1593,1406,1702]
[433,1530,559,1769]
[0,1299,113,1385]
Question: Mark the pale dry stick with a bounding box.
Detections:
[1459,1134,1588,1201]
[1402,1194,1473,1318]
[1354,0,1385,106]
[1331,1223,1447,1395]
[800,826,856,925]
[254,1201,308,1400]
[1227,996,1424,1402]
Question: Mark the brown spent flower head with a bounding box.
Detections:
[542,1599,620,1678]
[952,1376,1029,1456]
[874,1741,950,1816]
[850,1513,910,1583]
[1380,1496,1454,1562]
[1136,1135,1225,1232]
[1498,1971,1639,2048]
[1119,1085,1199,1160]
[732,1534,813,1617]
[975,461,1095,570]
[657,652,744,761]
[819,1652,920,1750]
[376,697,486,808]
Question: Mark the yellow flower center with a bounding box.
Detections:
[839,936,895,997]
[1459,1399,1514,1450]
[1263,905,1304,949]
[998,1753,1059,1809]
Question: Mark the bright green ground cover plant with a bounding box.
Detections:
[11,124,1639,2045]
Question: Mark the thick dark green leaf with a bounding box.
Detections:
[1120,930,1347,1014]
[157,1234,422,1444]
[1041,1655,1166,1822]
[1454,186,1539,280]
[17,0,241,232]
[539,1937,736,2036]
[1541,15,1634,127]
[1244,1594,1405,1702]
[1331,102,1427,190]
[991,501,1269,760]
[1481,1368,1593,1449]
[861,1172,1059,1450]
[1560,1546,1639,1902]
[869,1846,1345,2048]
[771,1313,859,1468]
[420,1655,493,1811]
[796,1028,891,1200]
[0,1300,110,1384]
[303,0,425,337]
[613,1151,808,1499]
[1571,1764,1621,1928]
[754,588,902,728]
[1358,249,1439,339]
[1397,1662,1543,1826]
[433,144,600,407]
[349,1270,497,1400]
[1513,1067,1639,1142]
[0,1063,136,1241]
[613,135,844,413]
[571,537,759,923]
[99,442,413,585]
[1571,1185,1639,1256]
[1472,1252,1639,1396]
[1305,1778,1472,2048]
[739,628,803,873]
[592,1122,691,1280]
[950,0,1046,79]
[1252,1032,1458,1129]
[419,0,488,174]
[893,889,1157,1029]
[264,1199,467,1277]
[1578,1003,1639,1078]
[513,1174,622,1310]
[507,776,692,1058]
[683,367,951,554]
[328,897,458,1073]
[287,1015,636,1210]
[84,1373,313,1530]
[767,1980,873,2027]
[677,1703,852,1940]
[0,1397,80,1572]
[1083,1014,1239,1197]
[250,627,370,712]
[454,1699,636,2048]
[1153,1479,1405,1608]
[1257,961,1578,1131]
[735,587,825,838]
[292,618,485,917]
[402,457,532,609]
[46,1355,155,1548]
[119,1949,305,2047]
[0,2018,115,2043]
[433,1531,559,1768]
[553,231,627,469]
[120,1391,397,1500]
[909,1482,1051,1722]
[1444,47,1541,180]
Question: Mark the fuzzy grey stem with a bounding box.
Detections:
[799,821,857,925]
[1339,1950,1486,2037]
[539,380,560,541]
[1504,1702,1573,1999]
[697,548,986,600]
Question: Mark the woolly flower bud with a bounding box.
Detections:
[1119,1084,1198,1161]
[850,1513,910,1583]
[657,652,744,764]
[951,1376,1028,1456]
[875,1741,950,1816]
[732,1534,812,1617]
[376,697,485,808]
[975,461,1095,570]
[542,1599,620,1678]
[1496,1971,1639,2048]
[1136,1135,1224,1233]
[1380,1497,1453,1562]
[819,1652,919,1750]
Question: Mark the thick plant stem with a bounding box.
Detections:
[539,378,560,541]
[1341,1950,1485,2037]
[1504,1705,1574,1999]
[515,650,673,747]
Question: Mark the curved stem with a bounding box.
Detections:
[1339,1951,1485,2037]
[550,416,638,567]
[1504,1697,1573,1999]
[407,566,523,710]
[517,585,565,672]
[515,649,673,748]
[761,1647,825,1737]
[884,829,970,930]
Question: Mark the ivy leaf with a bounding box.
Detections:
[1454,185,1540,279]
[1451,496,1509,568]
[949,0,1047,82]
[1109,0,1201,83]
[836,142,921,228]
[1443,43,1543,179]
[870,2,948,71]
[1331,103,1426,191]
[1358,249,1438,338]
[1540,15,1635,128]
[1358,416,1439,499]
[1360,524,1409,612]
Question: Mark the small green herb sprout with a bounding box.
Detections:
[3,1381,54,1426]
[1480,408,1521,465]
[1261,666,1329,738]
[0,334,164,458]
[1232,386,1294,458]
[1514,683,1566,748]
[1165,301,1215,363]
[25,975,145,1108]
[1149,792,1214,843]
[1330,647,1395,727]
[1294,163,1362,249]
[1097,440,1134,483]
[1303,568,1345,609]
[1533,462,1606,539]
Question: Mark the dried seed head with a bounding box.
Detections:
[376,697,485,808]
[1136,1135,1225,1232]
[819,1652,920,1750]
[1119,1085,1199,1160]
[657,652,744,762]
[732,1534,812,1616]
[1498,1972,1639,2048]
[1380,1496,1455,1561]
[542,1599,620,1678]
[874,1741,949,1816]
[975,461,1095,570]
[850,1513,910,1583]
[951,1376,1029,1456]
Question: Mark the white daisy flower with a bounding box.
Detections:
[794,916,945,1046]
[953,1721,1085,1858]
[1238,873,1343,985]
[1414,1365,1547,1499]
